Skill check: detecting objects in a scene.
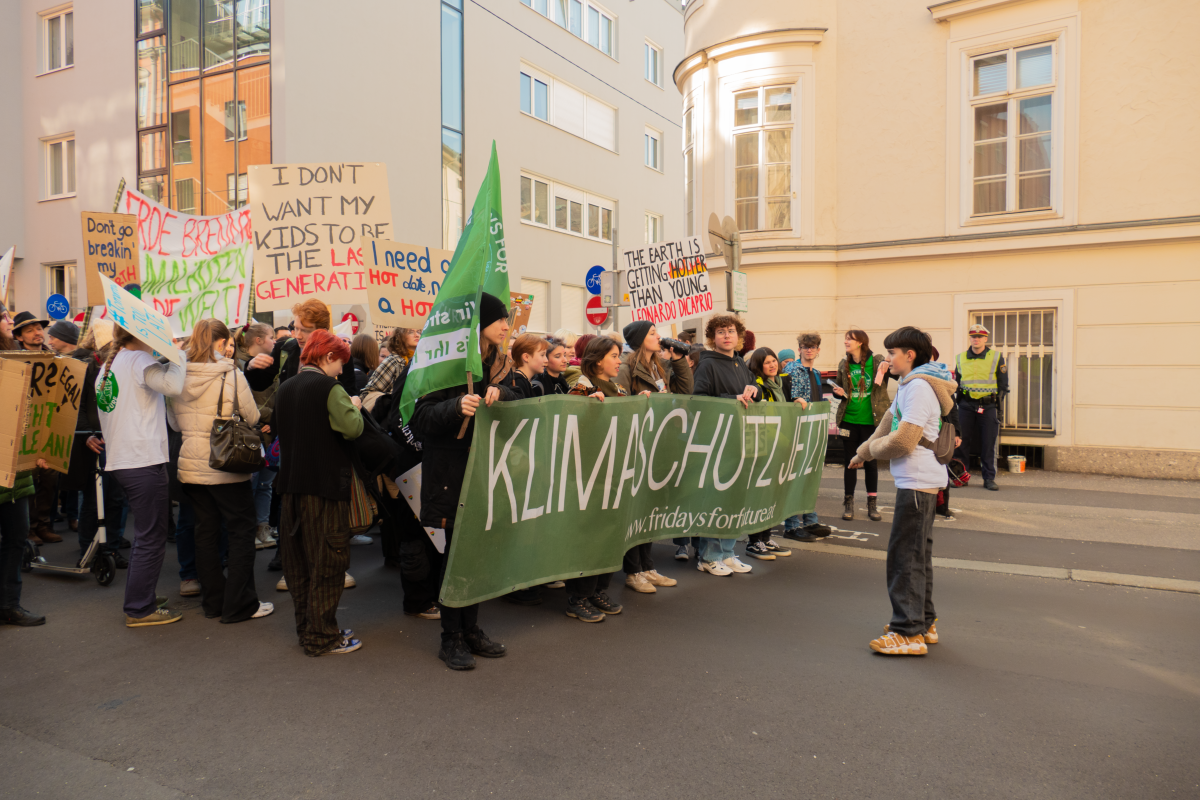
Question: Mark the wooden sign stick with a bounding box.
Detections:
[456,371,474,439]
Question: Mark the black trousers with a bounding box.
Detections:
[280,494,351,655]
[182,482,260,623]
[955,403,999,481]
[32,467,59,535]
[381,495,440,614]
[622,542,655,574]
[566,571,612,600]
[749,530,773,544]
[435,526,479,641]
[841,422,879,495]
[886,488,937,637]
[77,470,124,558]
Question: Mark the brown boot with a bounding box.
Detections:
[27,531,45,546]
[38,528,63,544]
[867,496,882,522]
[842,494,854,521]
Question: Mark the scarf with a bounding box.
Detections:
[759,375,784,402]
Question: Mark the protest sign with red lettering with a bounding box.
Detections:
[362,236,451,341]
[116,187,253,336]
[622,237,713,325]
[248,163,393,312]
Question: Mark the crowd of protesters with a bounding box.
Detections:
[0,294,1008,663]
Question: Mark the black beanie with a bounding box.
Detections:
[479,292,508,329]
[48,320,80,346]
[623,320,653,350]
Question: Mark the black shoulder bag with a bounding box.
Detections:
[209,369,264,473]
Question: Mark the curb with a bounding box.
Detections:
[791,542,1200,595]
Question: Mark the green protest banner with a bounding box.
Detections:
[397,142,509,424]
[439,396,830,607]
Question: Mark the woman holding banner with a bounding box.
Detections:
[412,293,516,670]
[170,319,272,624]
[744,347,795,561]
[509,334,548,398]
[616,320,692,595]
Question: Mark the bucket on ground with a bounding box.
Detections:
[1006,455,1026,473]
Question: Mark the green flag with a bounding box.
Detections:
[398,142,510,423]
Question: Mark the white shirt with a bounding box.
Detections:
[888,377,947,491]
[96,348,186,471]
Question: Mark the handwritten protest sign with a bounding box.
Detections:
[504,292,534,348]
[622,237,713,325]
[362,237,452,341]
[100,274,184,365]
[82,212,140,306]
[116,187,252,336]
[0,246,14,304]
[0,352,87,480]
[248,163,393,312]
[0,360,31,488]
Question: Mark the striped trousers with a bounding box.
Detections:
[279,494,351,656]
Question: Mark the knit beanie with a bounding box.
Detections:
[479,292,508,329]
[622,320,653,351]
[47,320,79,346]
[778,348,796,362]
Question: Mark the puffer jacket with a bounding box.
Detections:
[168,359,260,485]
[0,473,35,505]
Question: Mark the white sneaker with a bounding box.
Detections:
[349,534,373,546]
[625,572,656,593]
[344,573,356,588]
[254,523,277,549]
[935,514,956,523]
[723,556,753,573]
[698,560,732,576]
[251,602,274,619]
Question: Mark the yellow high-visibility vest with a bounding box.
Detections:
[956,349,1000,399]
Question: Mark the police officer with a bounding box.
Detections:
[953,323,1007,490]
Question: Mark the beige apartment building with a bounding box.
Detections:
[1,0,683,337]
[676,0,1200,479]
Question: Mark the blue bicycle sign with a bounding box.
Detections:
[585,265,605,295]
[46,293,70,320]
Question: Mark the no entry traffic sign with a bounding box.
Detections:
[586,296,608,326]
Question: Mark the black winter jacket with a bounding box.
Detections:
[244,335,356,396]
[410,355,519,528]
[538,370,571,395]
[691,350,759,400]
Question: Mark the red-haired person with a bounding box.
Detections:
[508,334,549,398]
[272,329,365,656]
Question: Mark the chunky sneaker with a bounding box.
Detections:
[589,592,623,615]
[405,605,441,620]
[180,579,201,597]
[349,534,373,546]
[566,596,605,623]
[745,542,776,561]
[867,496,883,522]
[674,545,689,561]
[125,608,183,628]
[807,523,833,538]
[643,570,677,587]
[322,637,363,655]
[869,631,927,655]
[464,626,507,658]
[885,621,938,644]
[344,573,356,589]
[723,556,753,574]
[842,494,855,521]
[250,602,274,619]
[438,635,476,670]
[698,560,732,576]
[763,539,792,557]
[784,528,819,543]
[625,572,656,594]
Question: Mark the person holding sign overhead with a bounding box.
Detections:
[95,325,188,627]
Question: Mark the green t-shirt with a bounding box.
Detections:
[843,356,875,425]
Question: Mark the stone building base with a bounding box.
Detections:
[1044,447,1200,481]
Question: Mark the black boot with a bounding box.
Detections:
[438,633,476,670]
[867,496,882,521]
[842,494,854,521]
[464,625,507,658]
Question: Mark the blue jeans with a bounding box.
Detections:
[699,537,735,563]
[783,513,818,531]
[0,497,30,610]
[251,469,276,526]
[112,464,171,619]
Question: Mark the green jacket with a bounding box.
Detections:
[0,472,36,506]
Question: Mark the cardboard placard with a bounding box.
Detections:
[506,292,534,348]
[248,163,393,312]
[0,245,14,304]
[0,359,33,488]
[82,212,140,306]
[100,273,185,365]
[0,352,87,480]
[622,237,713,325]
[362,236,452,340]
[116,187,252,336]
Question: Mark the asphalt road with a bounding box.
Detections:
[3,467,1199,799]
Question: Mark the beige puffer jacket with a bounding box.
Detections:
[168,360,261,485]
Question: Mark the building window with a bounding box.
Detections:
[732,85,793,232]
[645,212,662,244]
[519,63,616,151]
[971,309,1056,432]
[525,0,615,58]
[137,0,270,215]
[40,8,74,73]
[43,135,76,199]
[645,127,661,171]
[521,278,550,332]
[970,43,1054,217]
[560,284,586,332]
[520,172,613,242]
[520,69,549,121]
[683,106,695,236]
[442,0,464,249]
[644,41,661,86]
[45,262,77,311]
